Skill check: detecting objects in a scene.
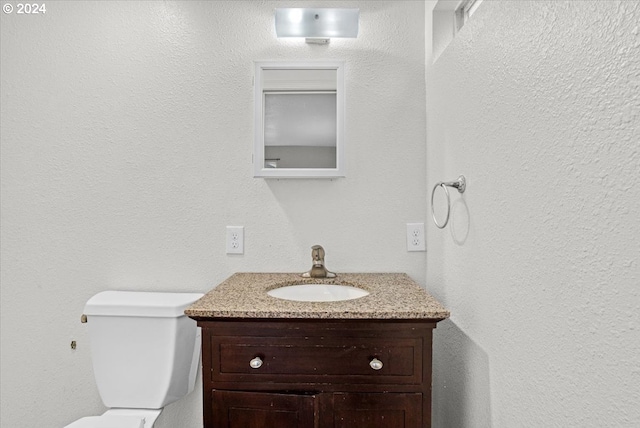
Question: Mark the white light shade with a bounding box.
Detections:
[275,8,359,39]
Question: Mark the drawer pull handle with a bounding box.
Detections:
[369,358,383,370]
[249,357,263,369]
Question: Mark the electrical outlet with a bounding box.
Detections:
[226,226,244,254]
[406,223,425,252]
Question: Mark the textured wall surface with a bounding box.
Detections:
[426,1,640,427]
[0,2,426,427]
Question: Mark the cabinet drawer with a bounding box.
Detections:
[211,335,423,385]
[212,390,319,428]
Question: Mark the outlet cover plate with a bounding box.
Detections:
[406,222,425,252]
[226,226,244,254]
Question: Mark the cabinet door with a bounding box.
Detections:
[330,393,422,428]
[212,390,318,428]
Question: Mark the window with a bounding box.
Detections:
[456,0,483,31]
[432,0,483,62]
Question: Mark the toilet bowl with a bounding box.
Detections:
[64,291,203,428]
[64,409,162,428]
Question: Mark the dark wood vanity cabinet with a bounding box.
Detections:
[196,319,439,428]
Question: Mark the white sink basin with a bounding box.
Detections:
[267,284,369,302]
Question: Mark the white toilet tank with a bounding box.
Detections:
[83,291,204,410]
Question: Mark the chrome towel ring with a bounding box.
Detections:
[431,175,466,229]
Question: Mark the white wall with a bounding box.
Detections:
[0,2,427,427]
[426,1,640,426]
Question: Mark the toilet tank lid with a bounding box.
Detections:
[84,291,204,318]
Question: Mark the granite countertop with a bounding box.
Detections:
[184,272,450,320]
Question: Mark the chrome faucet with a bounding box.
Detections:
[301,245,336,278]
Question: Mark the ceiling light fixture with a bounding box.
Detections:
[275,8,359,44]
